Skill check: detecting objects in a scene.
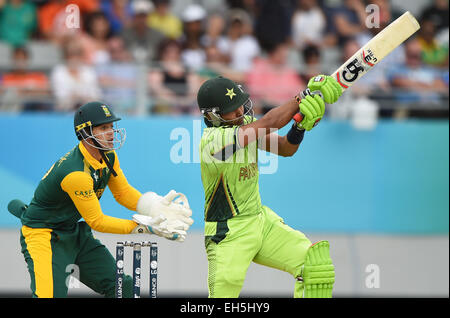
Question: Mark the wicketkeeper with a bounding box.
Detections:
[198,75,342,297]
[8,101,194,298]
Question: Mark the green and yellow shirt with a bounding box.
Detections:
[21,142,140,233]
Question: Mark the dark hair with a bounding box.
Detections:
[84,11,113,38]
[264,40,286,55]
[302,44,320,62]
[157,38,182,60]
[153,0,170,4]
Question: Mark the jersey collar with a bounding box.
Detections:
[78,142,108,170]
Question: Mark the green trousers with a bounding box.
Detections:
[20,221,133,298]
[205,206,312,298]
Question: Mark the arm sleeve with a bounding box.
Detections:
[61,171,137,234]
[107,153,142,211]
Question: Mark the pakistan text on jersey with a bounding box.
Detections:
[239,163,258,182]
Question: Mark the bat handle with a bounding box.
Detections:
[293,88,311,123]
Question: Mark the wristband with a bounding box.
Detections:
[286,123,305,145]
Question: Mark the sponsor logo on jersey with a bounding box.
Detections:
[74,190,95,199]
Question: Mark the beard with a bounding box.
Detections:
[231,116,244,126]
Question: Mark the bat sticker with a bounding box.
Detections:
[342,58,365,82]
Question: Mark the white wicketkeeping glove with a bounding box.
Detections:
[136,190,194,231]
[131,214,167,235]
[132,214,187,242]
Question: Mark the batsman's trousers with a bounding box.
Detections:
[20,221,133,298]
[204,206,312,298]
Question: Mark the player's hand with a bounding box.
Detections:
[307,75,342,104]
[136,190,194,231]
[131,214,168,235]
[160,190,194,226]
[131,214,187,242]
[297,94,325,131]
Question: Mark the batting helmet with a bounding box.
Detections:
[74,101,126,151]
[197,76,254,127]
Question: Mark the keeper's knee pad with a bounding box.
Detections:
[296,240,335,298]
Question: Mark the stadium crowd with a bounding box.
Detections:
[0,0,448,119]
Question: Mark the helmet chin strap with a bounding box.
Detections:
[91,138,118,177]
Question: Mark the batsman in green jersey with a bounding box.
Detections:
[198,75,342,298]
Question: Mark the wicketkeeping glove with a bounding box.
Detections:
[136,190,194,233]
[297,94,325,131]
[307,75,342,104]
[131,214,168,235]
[132,214,187,242]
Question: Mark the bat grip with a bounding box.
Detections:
[293,88,311,123]
[293,113,303,123]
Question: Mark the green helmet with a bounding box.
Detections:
[74,101,126,151]
[197,76,253,127]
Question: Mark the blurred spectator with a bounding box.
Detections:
[197,44,244,83]
[200,13,228,52]
[331,0,366,46]
[387,38,448,105]
[245,41,304,114]
[421,0,449,33]
[170,0,228,18]
[147,0,183,40]
[50,38,102,112]
[38,0,99,43]
[253,0,294,51]
[100,0,133,35]
[196,44,224,80]
[225,0,257,21]
[219,9,260,72]
[120,0,165,64]
[0,0,37,47]
[79,11,113,65]
[149,39,201,114]
[1,46,51,111]
[180,4,207,71]
[417,18,449,68]
[299,44,324,84]
[95,36,138,114]
[291,0,326,50]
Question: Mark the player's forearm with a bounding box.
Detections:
[278,135,301,157]
[86,213,138,234]
[260,98,298,131]
[71,189,138,233]
[238,98,299,147]
[109,181,142,211]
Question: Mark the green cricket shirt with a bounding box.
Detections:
[200,117,263,222]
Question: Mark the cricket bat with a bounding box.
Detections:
[294,11,421,123]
